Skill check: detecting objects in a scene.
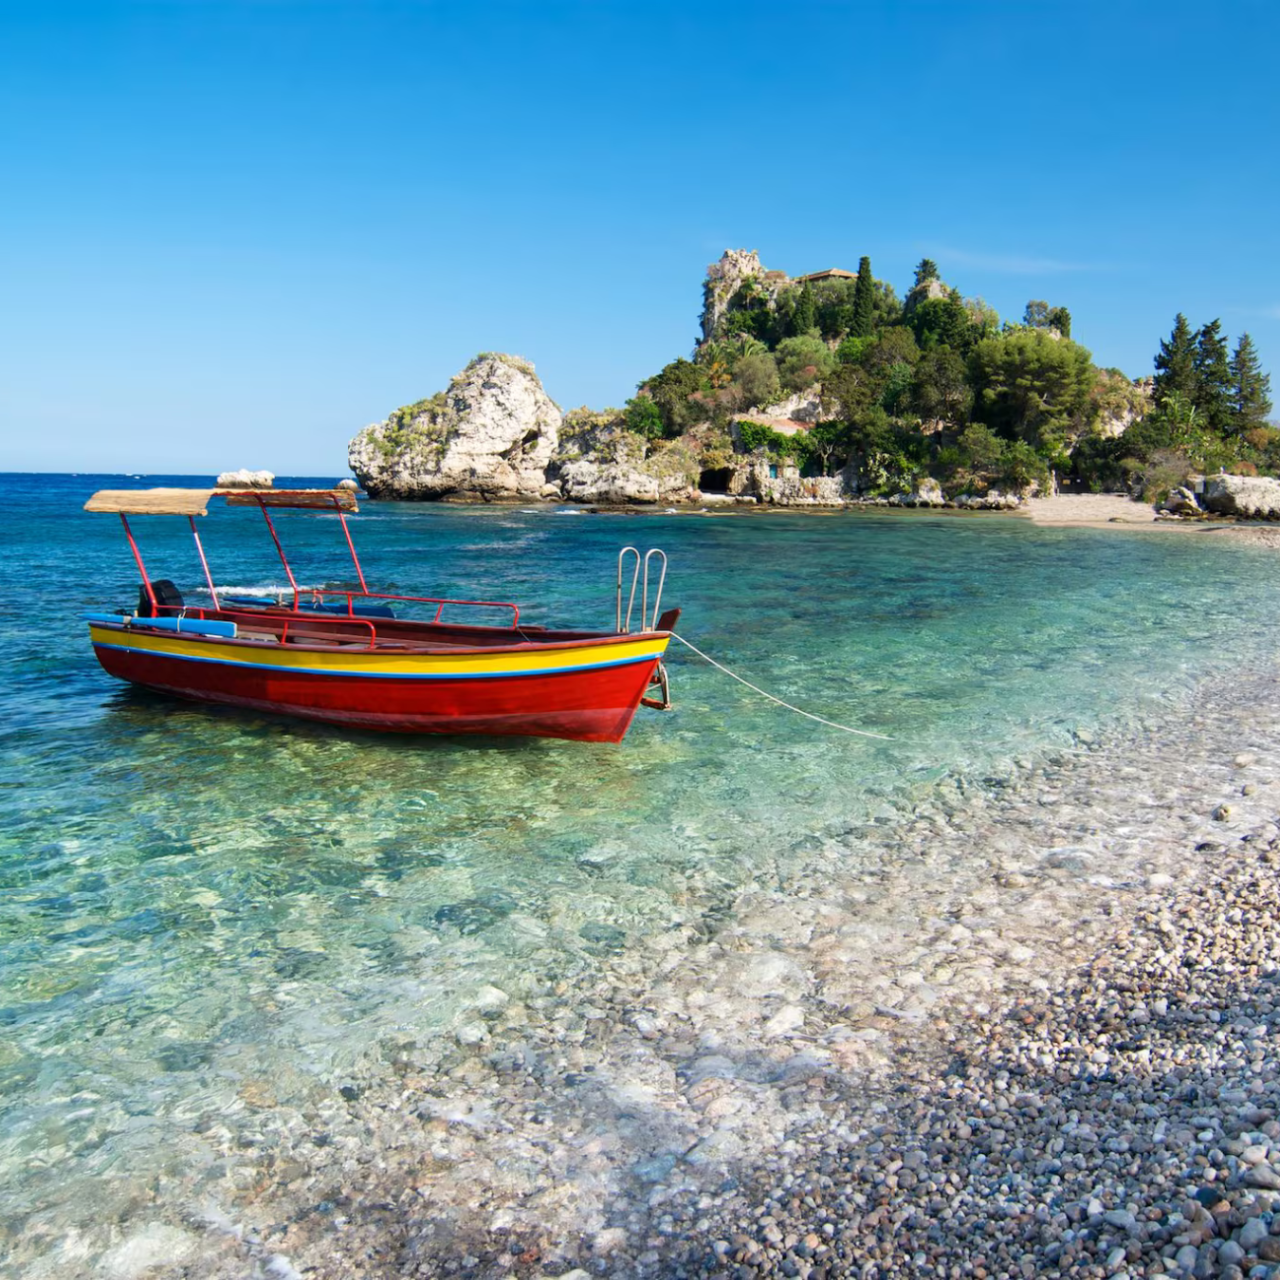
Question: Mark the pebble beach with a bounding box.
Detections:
[101,658,1280,1280]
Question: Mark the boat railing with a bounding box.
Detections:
[297,588,520,628]
[617,547,640,632]
[616,547,667,633]
[145,603,382,649]
[140,586,521,647]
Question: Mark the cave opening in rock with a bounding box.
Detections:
[699,468,732,493]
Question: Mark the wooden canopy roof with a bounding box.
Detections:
[84,488,217,516]
[84,488,359,515]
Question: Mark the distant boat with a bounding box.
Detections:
[81,488,677,743]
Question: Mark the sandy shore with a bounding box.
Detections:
[1019,494,1168,528]
[1019,495,1280,550]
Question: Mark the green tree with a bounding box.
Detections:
[881,361,915,414]
[622,395,664,440]
[1022,301,1071,337]
[820,361,876,422]
[810,278,859,339]
[643,358,709,436]
[966,298,1002,342]
[776,335,834,392]
[910,290,969,351]
[1000,441,1052,493]
[806,419,856,475]
[911,348,973,424]
[1152,313,1197,408]
[970,329,1097,462]
[1193,319,1232,433]
[1023,300,1051,328]
[851,256,875,337]
[844,407,929,494]
[1229,332,1273,434]
[913,258,940,287]
[865,325,920,370]
[871,279,903,330]
[790,282,817,337]
[957,424,1005,471]
[835,334,875,365]
[719,308,772,344]
[731,351,782,409]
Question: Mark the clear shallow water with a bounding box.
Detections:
[2,473,1279,1262]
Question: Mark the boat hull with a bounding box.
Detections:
[89,626,668,743]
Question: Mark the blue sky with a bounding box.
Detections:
[1,0,1277,473]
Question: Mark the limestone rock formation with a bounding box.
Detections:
[1202,474,1280,519]
[217,468,274,489]
[551,410,700,504]
[902,277,950,317]
[700,249,789,340]
[1160,485,1201,515]
[1093,371,1153,440]
[348,354,561,501]
[757,388,823,424]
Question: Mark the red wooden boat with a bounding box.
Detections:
[82,487,677,743]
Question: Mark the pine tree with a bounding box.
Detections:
[851,256,875,338]
[790,283,816,336]
[913,258,939,288]
[1152,314,1197,408]
[1047,306,1072,338]
[1229,332,1273,434]
[1193,319,1232,433]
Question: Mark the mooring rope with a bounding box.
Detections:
[668,633,895,741]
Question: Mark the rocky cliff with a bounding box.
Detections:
[552,410,700,504]
[349,354,562,501]
[700,249,790,340]
[349,356,701,505]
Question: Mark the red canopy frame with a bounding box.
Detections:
[101,487,520,632]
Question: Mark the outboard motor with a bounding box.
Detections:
[138,579,184,617]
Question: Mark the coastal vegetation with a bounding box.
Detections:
[622,252,1275,501]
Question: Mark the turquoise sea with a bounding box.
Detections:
[2,473,1279,1270]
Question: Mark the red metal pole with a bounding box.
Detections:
[189,516,220,610]
[335,503,368,594]
[256,497,299,608]
[121,514,157,613]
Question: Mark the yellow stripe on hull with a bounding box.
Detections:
[87,625,668,678]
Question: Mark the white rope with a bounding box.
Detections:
[668,633,894,741]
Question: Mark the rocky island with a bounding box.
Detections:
[349,249,1273,512]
